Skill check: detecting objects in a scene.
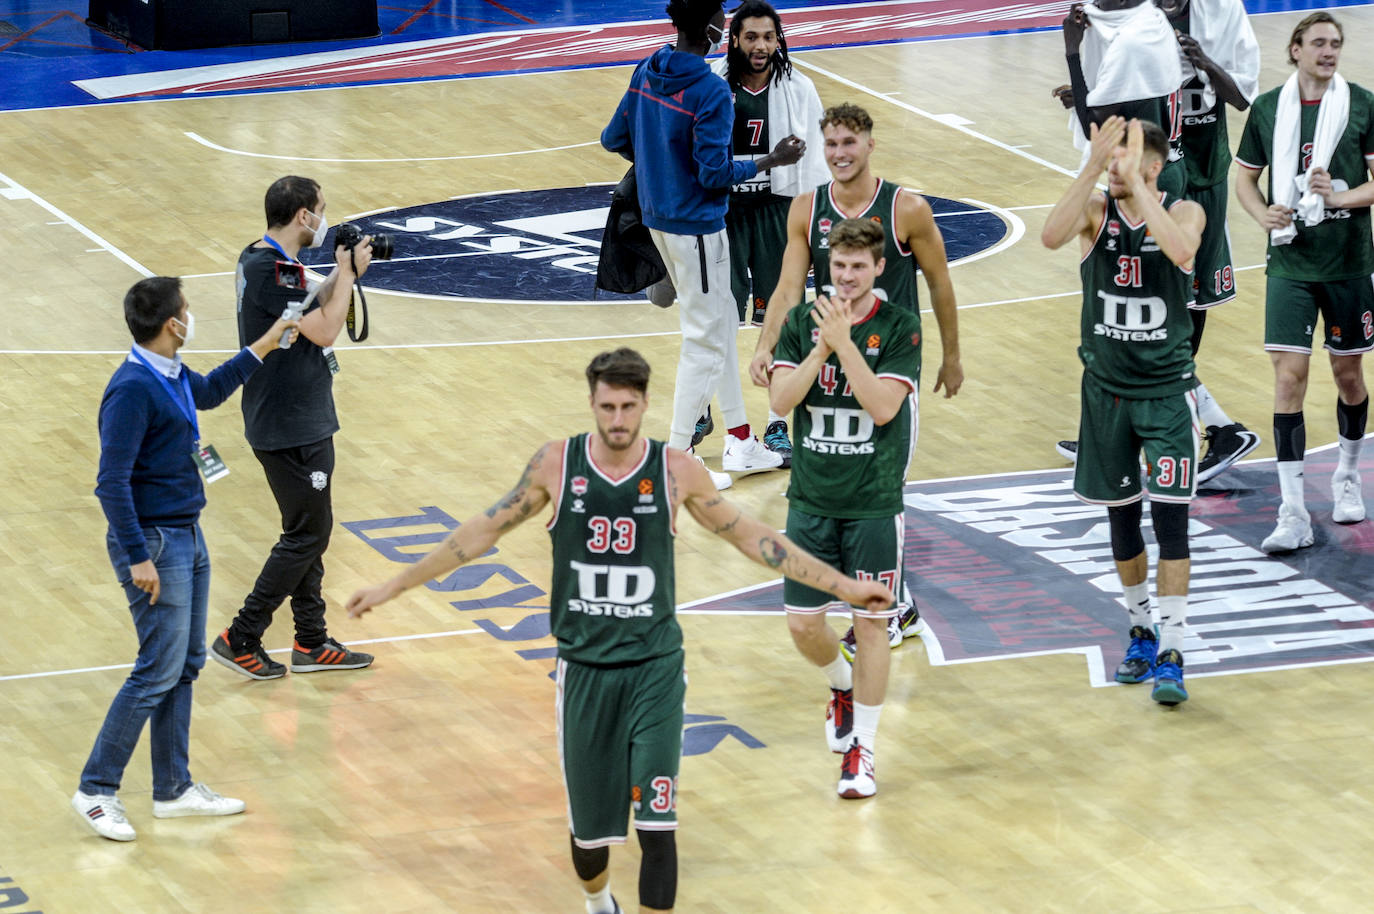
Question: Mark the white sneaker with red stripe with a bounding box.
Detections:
[837,739,876,798]
[72,790,136,841]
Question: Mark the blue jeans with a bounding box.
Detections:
[79,524,208,801]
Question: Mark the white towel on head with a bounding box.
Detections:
[1181,0,1261,109]
[1269,72,1349,245]
[1070,3,1183,151]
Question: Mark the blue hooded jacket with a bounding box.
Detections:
[601,44,758,235]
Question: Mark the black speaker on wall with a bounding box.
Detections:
[88,0,379,51]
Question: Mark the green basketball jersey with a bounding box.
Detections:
[1175,13,1231,190]
[809,179,921,325]
[1235,81,1374,281]
[546,433,680,666]
[1078,192,1198,398]
[731,84,774,201]
[774,296,920,518]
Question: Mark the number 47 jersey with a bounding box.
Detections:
[775,296,921,519]
[546,433,682,666]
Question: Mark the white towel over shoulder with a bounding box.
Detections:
[1269,72,1349,245]
[1070,3,1183,151]
[1183,0,1261,109]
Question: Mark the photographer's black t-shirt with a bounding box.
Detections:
[236,243,339,451]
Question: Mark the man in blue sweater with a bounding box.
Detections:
[74,276,296,841]
[601,0,804,489]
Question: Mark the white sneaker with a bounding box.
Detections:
[837,740,876,799]
[72,790,136,841]
[691,453,732,490]
[721,433,784,474]
[1261,503,1315,553]
[1332,471,1366,524]
[152,782,246,819]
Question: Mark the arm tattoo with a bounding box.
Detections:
[484,447,546,525]
[760,536,788,570]
[444,539,470,564]
[711,507,743,536]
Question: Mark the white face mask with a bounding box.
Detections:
[706,23,726,55]
[307,209,329,249]
[172,311,195,344]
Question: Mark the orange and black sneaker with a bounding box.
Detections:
[290,637,373,673]
[210,629,285,680]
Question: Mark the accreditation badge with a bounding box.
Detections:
[192,443,230,483]
[322,346,341,375]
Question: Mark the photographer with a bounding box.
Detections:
[212,175,375,680]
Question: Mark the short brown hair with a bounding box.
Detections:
[586,347,651,395]
[1288,11,1342,65]
[827,218,884,264]
[819,102,873,135]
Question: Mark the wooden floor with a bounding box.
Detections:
[2,8,1373,913]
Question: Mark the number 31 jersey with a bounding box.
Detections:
[546,433,680,666]
[774,297,920,518]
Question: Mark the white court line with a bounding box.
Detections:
[0,169,152,277]
[184,131,600,163]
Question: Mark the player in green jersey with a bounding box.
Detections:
[1043,116,1206,706]
[1234,12,1372,553]
[345,348,894,914]
[770,219,921,797]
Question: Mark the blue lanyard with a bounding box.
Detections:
[261,235,295,262]
[129,348,199,442]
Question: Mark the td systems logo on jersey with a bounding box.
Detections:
[689,444,1374,685]
[300,186,1006,304]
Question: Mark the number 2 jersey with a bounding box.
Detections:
[1078,192,1197,398]
[774,296,921,518]
[546,433,680,666]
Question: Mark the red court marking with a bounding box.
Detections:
[481,0,537,25]
[86,0,1063,99]
[391,0,440,34]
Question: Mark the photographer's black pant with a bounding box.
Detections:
[227,437,334,651]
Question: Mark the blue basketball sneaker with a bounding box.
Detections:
[1114,625,1158,683]
[763,419,792,468]
[691,406,713,448]
[1151,649,1188,705]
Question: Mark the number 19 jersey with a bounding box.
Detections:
[546,434,680,666]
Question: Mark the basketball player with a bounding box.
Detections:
[1234,11,1372,552]
[769,218,921,797]
[748,101,962,654]
[345,348,894,914]
[695,0,828,468]
[1042,116,1205,706]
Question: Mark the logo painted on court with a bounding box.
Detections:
[299,186,1007,304]
[688,445,1374,685]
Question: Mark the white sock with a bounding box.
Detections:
[1277,460,1306,511]
[585,884,614,914]
[1194,382,1231,429]
[1338,436,1362,477]
[1157,595,1187,655]
[768,409,784,425]
[822,652,852,691]
[853,701,883,753]
[1122,582,1152,629]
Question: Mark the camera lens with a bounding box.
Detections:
[370,234,394,260]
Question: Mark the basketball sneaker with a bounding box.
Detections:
[153,782,246,818]
[839,608,924,660]
[1114,625,1158,683]
[838,626,858,663]
[721,433,784,474]
[1150,649,1188,705]
[71,790,136,841]
[763,420,792,469]
[825,686,854,753]
[1197,423,1261,484]
[290,637,374,673]
[1261,503,1314,553]
[689,451,732,490]
[211,629,286,680]
[1332,471,1365,524]
[1056,440,1078,462]
[691,406,713,448]
[837,739,876,798]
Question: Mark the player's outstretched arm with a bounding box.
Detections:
[751,193,817,387]
[668,450,895,614]
[346,442,557,617]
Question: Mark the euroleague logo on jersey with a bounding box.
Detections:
[300,186,1007,304]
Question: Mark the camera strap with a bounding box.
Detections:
[346,248,369,342]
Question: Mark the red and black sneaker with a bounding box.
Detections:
[290,637,373,673]
[210,629,285,680]
[825,687,854,754]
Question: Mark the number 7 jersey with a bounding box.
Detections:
[546,433,681,666]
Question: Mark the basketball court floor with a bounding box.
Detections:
[1,1,1372,911]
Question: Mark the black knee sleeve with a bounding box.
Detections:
[569,835,608,882]
[636,828,678,911]
[1337,396,1369,441]
[1189,307,1207,356]
[1150,500,1190,561]
[1274,411,1306,462]
[1107,501,1145,561]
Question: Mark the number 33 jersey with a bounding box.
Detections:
[775,296,920,519]
[546,433,681,666]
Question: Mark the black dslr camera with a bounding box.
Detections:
[336,222,394,260]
